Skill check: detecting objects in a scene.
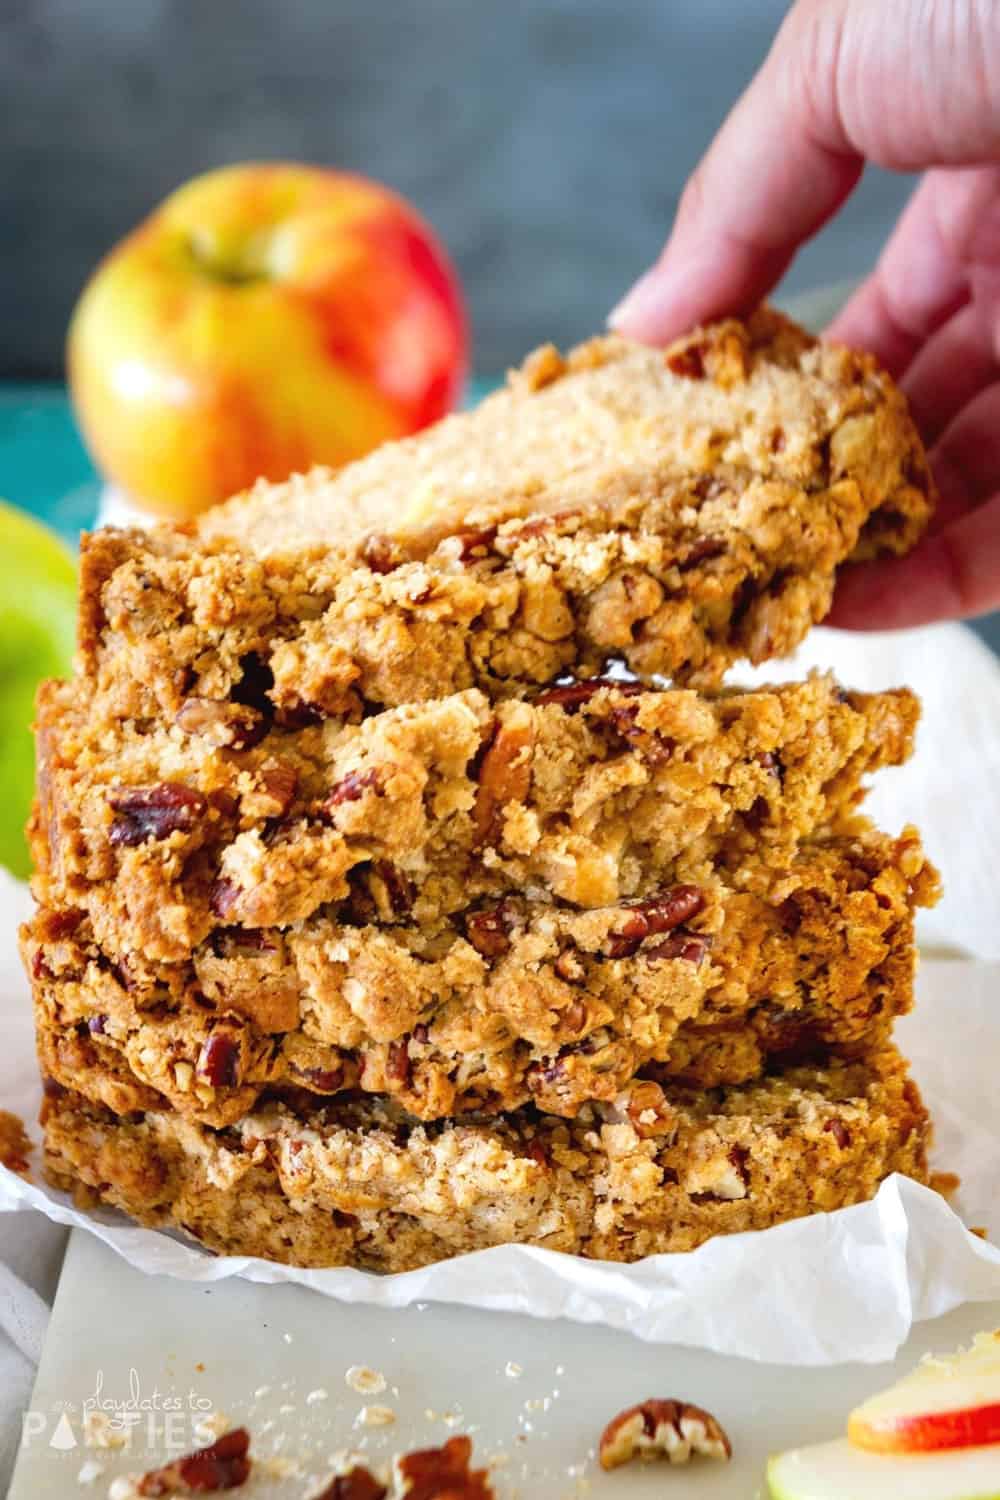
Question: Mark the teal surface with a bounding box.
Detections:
[0,384,101,543]
[0,380,495,543]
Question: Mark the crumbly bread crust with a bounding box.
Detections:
[40,1050,930,1269]
[198,310,929,556]
[25,307,938,1270]
[78,310,933,712]
[30,674,919,964]
[26,827,939,1124]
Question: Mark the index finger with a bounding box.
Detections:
[609,8,863,341]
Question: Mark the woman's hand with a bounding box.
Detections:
[610,0,1000,630]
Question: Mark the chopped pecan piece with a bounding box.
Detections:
[136,1426,252,1494]
[554,949,585,983]
[533,676,644,710]
[276,701,326,729]
[456,525,498,560]
[599,1399,731,1470]
[210,880,240,919]
[607,886,705,959]
[665,342,707,380]
[644,931,711,965]
[623,1080,674,1137]
[728,1144,750,1188]
[824,1118,852,1149]
[562,998,588,1032]
[197,1033,240,1089]
[605,702,673,764]
[255,762,298,818]
[323,768,385,814]
[756,751,784,786]
[386,1039,412,1087]
[312,1465,387,1500]
[464,901,516,958]
[293,1064,345,1094]
[175,699,268,751]
[678,536,726,569]
[472,711,533,847]
[211,927,277,956]
[371,861,414,918]
[758,1009,825,1064]
[397,1436,494,1499]
[108,784,206,847]
[42,909,84,940]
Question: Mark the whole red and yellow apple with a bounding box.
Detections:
[68,162,467,519]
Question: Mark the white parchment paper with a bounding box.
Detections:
[5,617,1000,1364]
[2,858,999,1365]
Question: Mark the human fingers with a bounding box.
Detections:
[830,386,1000,627]
[928,381,1000,525]
[608,2,862,340]
[828,493,1000,628]
[611,0,1000,344]
[826,166,1000,387]
[902,300,999,448]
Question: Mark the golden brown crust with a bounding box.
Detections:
[25,827,939,1124]
[199,310,932,559]
[27,307,938,1271]
[30,675,920,964]
[76,310,933,714]
[40,1049,930,1269]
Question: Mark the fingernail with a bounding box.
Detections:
[607,270,662,333]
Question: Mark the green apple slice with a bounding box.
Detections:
[768,1437,1000,1499]
[0,501,77,878]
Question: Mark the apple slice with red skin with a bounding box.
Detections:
[849,1332,1000,1455]
[767,1436,1000,1499]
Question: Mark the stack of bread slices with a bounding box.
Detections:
[23,307,940,1270]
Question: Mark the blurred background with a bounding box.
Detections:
[4,0,916,377]
[0,0,996,653]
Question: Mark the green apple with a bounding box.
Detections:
[767,1436,1000,1498]
[0,502,77,878]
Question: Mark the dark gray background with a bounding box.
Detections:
[3,0,919,377]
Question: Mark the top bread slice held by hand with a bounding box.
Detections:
[78,308,933,726]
